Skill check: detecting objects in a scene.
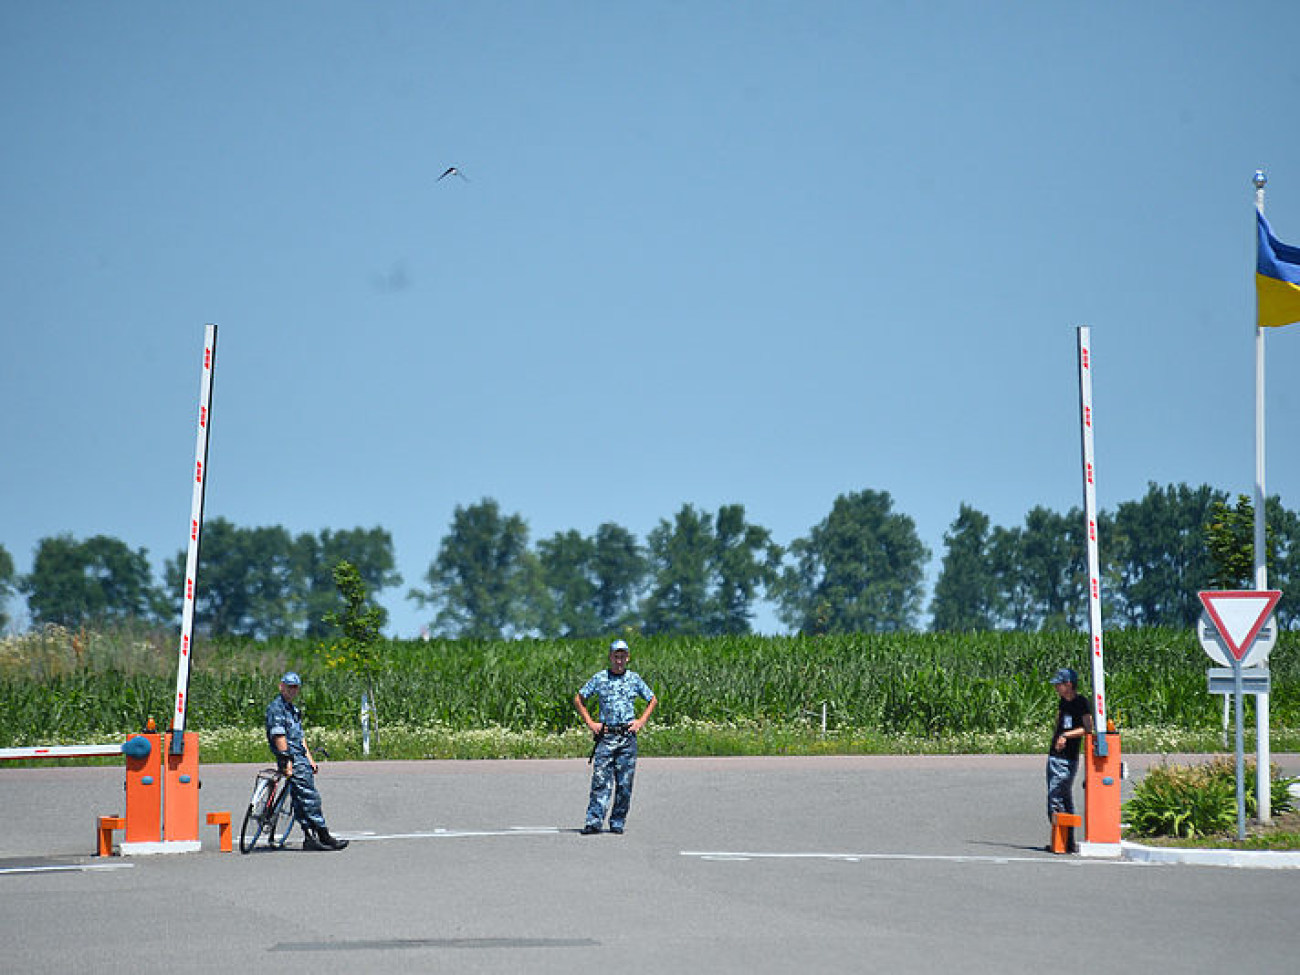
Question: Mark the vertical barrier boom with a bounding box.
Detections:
[1077,326,1108,751]
[169,323,217,756]
[1077,326,1122,849]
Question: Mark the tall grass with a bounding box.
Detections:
[1,625,1295,749]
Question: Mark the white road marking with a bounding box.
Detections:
[340,827,562,842]
[1,862,136,876]
[681,850,1138,866]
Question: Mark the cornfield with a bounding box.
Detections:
[1,625,1295,746]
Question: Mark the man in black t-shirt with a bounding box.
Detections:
[1046,667,1092,853]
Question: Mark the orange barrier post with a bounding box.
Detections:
[97,815,126,856]
[1051,812,1082,853]
[1085,732,1123,846]
[163,732,201,847]
[123,733,162,847]
[108,730,212,855]
[206,811,232,852]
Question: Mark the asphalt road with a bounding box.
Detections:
[3,753,1298,974]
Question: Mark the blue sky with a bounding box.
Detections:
[3,1,1299,638]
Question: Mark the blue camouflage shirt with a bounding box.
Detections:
[578,669,655,726]
[266,694,308,759]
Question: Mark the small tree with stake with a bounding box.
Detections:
[319,560,386,751]
[1204,494,1274,590]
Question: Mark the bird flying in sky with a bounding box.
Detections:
[437,166,468,182]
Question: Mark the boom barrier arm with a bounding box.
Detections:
[169,323,217,756]
[1077,326,1109,756]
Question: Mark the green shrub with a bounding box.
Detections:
[1125,759,1297,838]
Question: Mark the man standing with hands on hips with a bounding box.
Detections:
[574,640,657,835]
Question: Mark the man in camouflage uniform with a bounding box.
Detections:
[574,640,657,835]
[266,671,349,851]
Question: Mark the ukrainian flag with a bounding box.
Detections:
[1257,210,1300,328]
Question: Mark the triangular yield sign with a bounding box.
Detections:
[1198,590,1282,662]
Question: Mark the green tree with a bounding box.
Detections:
[1109,482,1225,628]
[1019,506,1088,631]
[409,499,539,639]
[642,504,714,635]
[23,534,160,628]
[1203,494,1274,591]
[318,560,386,739]
[166,519,300,638]
[0,543,17,632]
[1268,497,1300,628]
[930,504,998,631]
[987,524,1034,630]
[535,529,601,638]
[535,524,649,638]
[985,508,1092,632]
[777,489,930,634]
[708,504,781,635]
[294,527,401,638]
[590,523,648,632]
[641,504,779,636]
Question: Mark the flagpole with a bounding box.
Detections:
[1252,169,1271,824]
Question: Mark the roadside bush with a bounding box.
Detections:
[1125,759,1297,838]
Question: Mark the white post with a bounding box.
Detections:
[1253,170,1271,823]
[361,691,372,756]
[169,324,217,754]
[1077,327,1109,750]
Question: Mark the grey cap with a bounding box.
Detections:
[1050,667,1078,686]
[610,639,630,653]
[281,671,302,686]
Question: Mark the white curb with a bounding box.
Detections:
[1121,840,1300,869]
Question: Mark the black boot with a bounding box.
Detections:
[316,827,349,850]
[302,826,326,851]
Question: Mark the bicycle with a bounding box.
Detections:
[239,767,297,853]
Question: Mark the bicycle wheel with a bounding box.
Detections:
[268,778,296,848]
[239,772,277,853]
[239,802,267,854]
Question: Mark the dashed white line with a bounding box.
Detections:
[1,862,137,876]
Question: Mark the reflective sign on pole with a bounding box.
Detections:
[1197,611,1277,669]
[1196,590,1281,667]
[1206,668,1271,695]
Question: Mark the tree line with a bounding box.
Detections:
[1,482,1297,639]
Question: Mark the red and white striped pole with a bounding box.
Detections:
[0,744,126,761]
[169,323,217,755]
[1077,326,1109,755]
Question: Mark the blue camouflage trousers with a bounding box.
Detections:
[586,731,638,829]
[288,759,327,830]
[1046,755,1079,823]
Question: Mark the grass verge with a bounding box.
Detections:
[5,722,1300,764]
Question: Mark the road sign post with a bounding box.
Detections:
[1206,668,1271,696]
[1197,590,1281,840]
